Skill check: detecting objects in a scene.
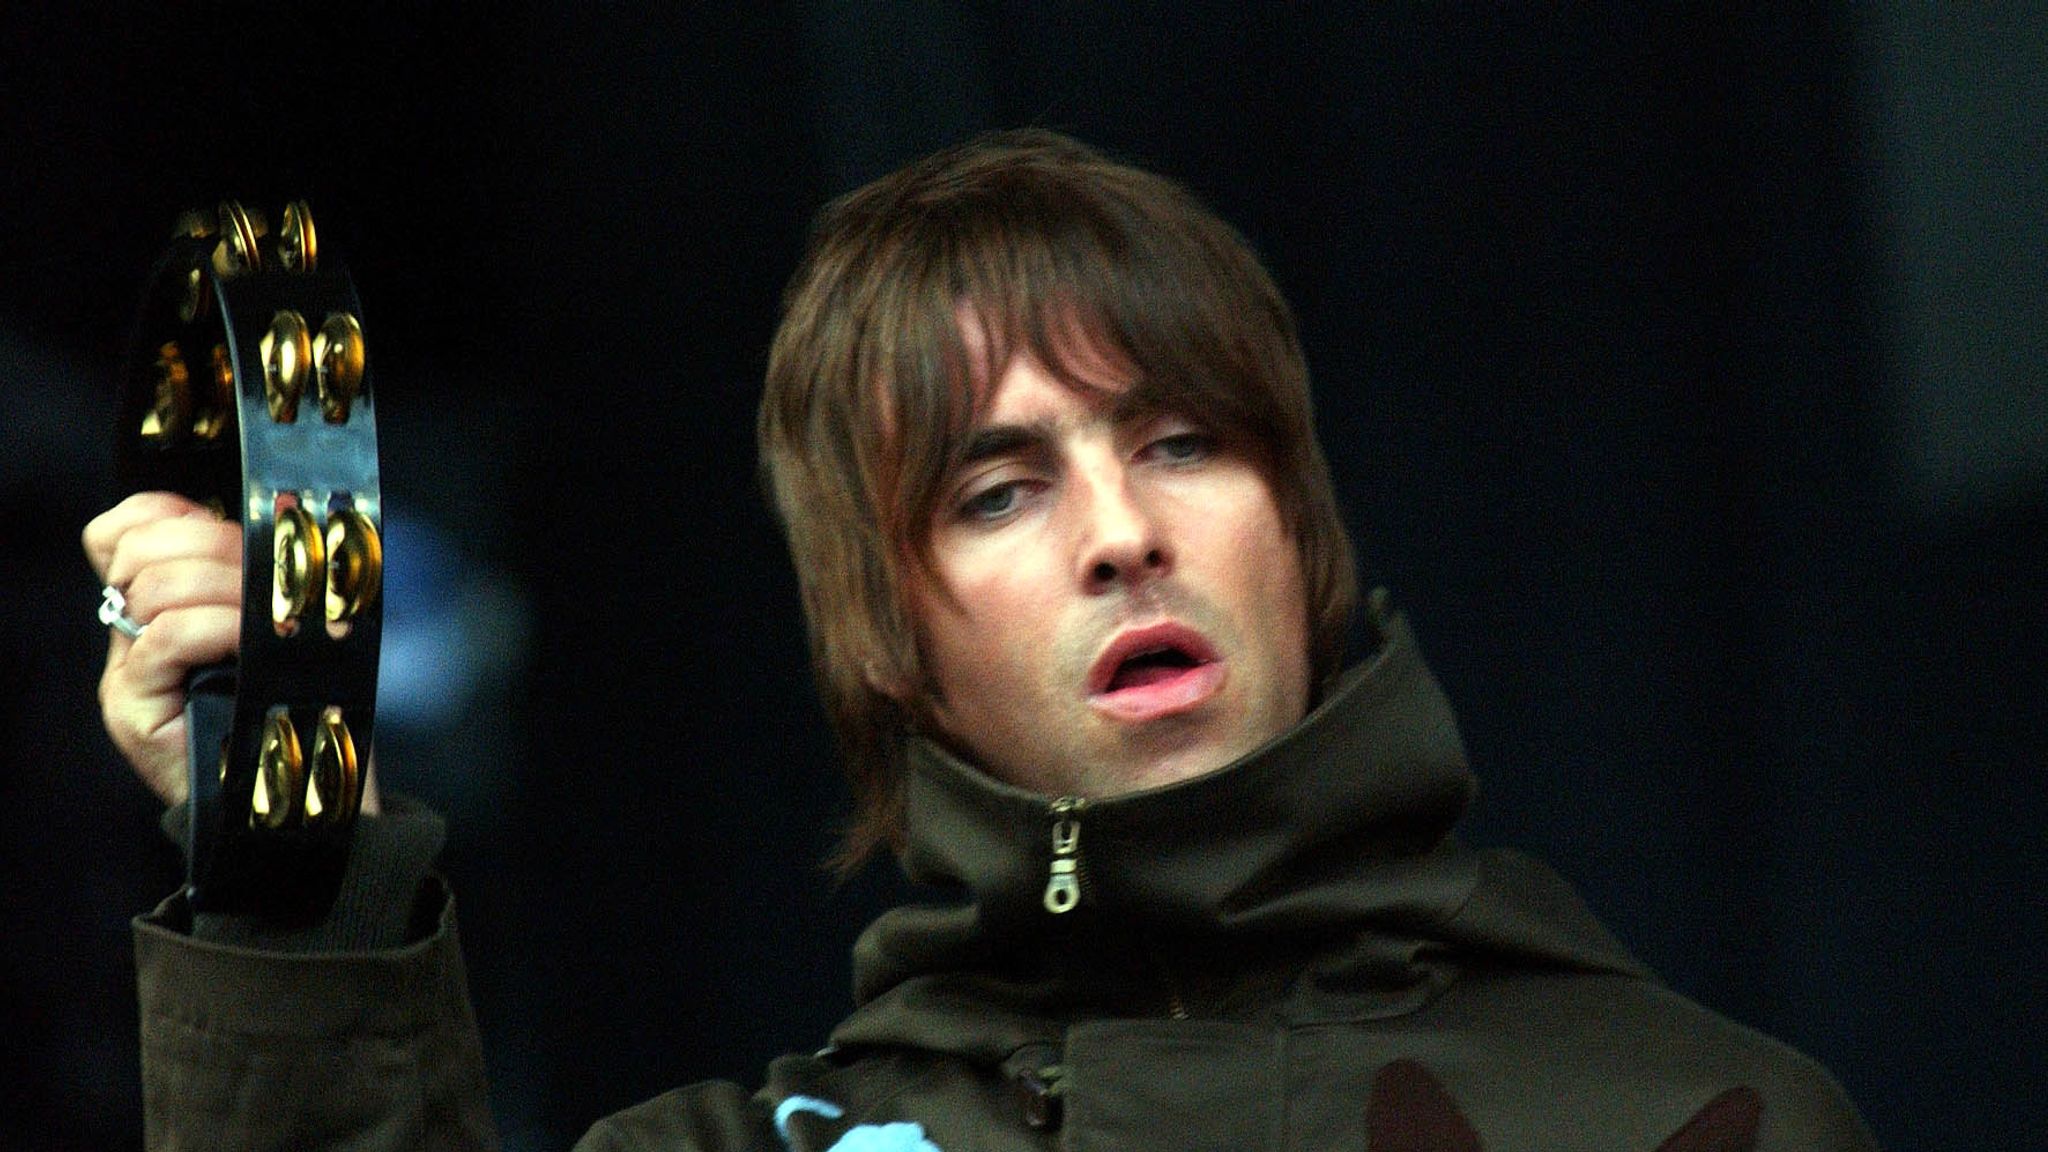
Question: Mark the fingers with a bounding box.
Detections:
[108,602,242,699]
[99,603,241,806]
[99,512,241,593]
[121,555,243,624]
[83,491,218,582]
[86,492,244,807]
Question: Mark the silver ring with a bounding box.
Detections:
[98,585,147,639]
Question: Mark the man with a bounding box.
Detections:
[88,131,1877,1150]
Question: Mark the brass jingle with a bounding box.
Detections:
[212,201,268,278]
[253,712,303,829]
[176,262,211,325]
[272,502,324,629]
[313,313,365,423]
[279,201,318,272]
[260,310,310,423]
[190,343,236,441]
[140,342,191,444]
[305,709,359,825]
[324,508,383,622]
[173,209,216,321]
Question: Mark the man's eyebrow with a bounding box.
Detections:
[958,420,1058,467]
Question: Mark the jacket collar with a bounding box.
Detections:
[833,606,1645,1060]
[895,610,1475,938]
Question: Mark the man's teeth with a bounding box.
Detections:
[1104,645,1203,692]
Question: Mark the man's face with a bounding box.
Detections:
[904,348,1312,798]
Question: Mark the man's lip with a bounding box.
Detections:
[1085,621,1220,697]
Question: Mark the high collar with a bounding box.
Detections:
[834,609,1645,1060]
[897,611,1475,937]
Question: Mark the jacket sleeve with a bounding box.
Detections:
[133,798,497,1152]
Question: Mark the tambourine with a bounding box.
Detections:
[116,201,382,920]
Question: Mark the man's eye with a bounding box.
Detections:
[1148,431,1214,463]
[960,482,1024,521]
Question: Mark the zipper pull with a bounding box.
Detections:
[1043,796,1086,914]
[1016,1062,1068,1131]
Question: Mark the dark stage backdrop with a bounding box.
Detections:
[2,6,2039,1150]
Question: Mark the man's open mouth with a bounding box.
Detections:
[1103,644,1204,692]
[1087,623,1225,721]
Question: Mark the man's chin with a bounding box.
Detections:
[1077,730,1250,798]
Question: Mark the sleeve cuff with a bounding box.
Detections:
[157,793,449,953]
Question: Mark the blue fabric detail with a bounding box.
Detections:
[774,1096,845,1141]
[822,1122,942,1152]
[771,1095,942,1152]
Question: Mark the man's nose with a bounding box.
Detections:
[1075,464,1170,593]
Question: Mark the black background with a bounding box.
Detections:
[3,6,2041,1150]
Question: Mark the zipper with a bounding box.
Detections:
[1042,796,1087,914]
[1040,796,1189,1018]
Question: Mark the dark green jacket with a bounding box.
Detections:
[137,614,1877,1151]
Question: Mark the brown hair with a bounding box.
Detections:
[759,129,1356,869]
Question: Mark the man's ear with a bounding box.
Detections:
[862,657,914,704]
[865,654,947,738]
